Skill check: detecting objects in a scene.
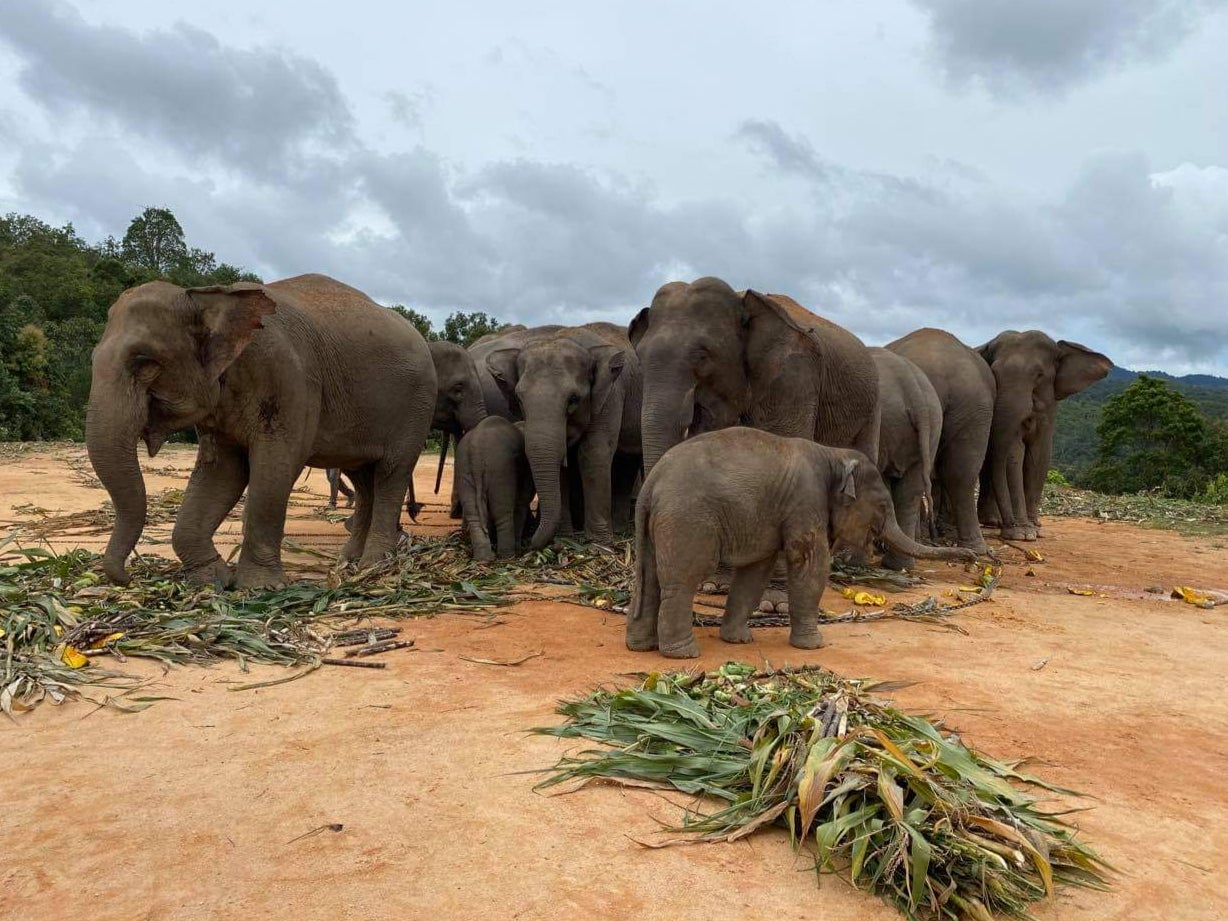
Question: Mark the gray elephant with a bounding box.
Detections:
[86,274,436,588]
[471,323,641,548]
[626,428,976,659]
[629,278,879,476]
[976,331,1111,540]
[456,416,534,561]
[870,347,943,571]
[885,328,996,554]
[425,340,488,514]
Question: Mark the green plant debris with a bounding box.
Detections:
[1042,484,1228,536]
[535,664,1110,920]
[0,531,970,717]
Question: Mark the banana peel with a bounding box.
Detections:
[1171,586,1225,609]
[840,587,886,607]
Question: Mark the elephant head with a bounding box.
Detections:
[428,340,488,492]
[86,281,275,583]
[976,330,1111,536]
[628,278,754,474]
[631,277,867,474]
[485,334,625,549]
[827,452,977,564]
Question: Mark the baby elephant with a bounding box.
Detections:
[456,416,534,561]
[627,427,978,658]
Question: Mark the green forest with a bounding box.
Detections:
[3,206,1227,501]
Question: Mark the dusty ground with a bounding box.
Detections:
[1,443,1227,921]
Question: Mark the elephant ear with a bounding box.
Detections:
[628,307,651,347]
[588,345,627,416]
[188,284,276,380]
[485,347,521,400]
[1055,341,1112,400]
[838,457,858,503]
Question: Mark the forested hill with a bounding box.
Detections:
[1053,366,1228,480]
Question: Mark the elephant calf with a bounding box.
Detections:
[626,428,976,659]
[456,417,535,561]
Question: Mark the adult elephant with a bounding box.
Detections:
[976,331,1111,540]
[86,274,436,588]
[886,328,994,554]
[473,324,640,548]
[869,348,943,570]
[629,277,879,475]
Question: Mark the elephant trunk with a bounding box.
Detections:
[640,379,694,476]
[435,430,451,494]
[526,420,567,550]
[85,376,149,584]
[881,504,976,563]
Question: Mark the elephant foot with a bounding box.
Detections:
[1022,525,1038,541]
[101,554,132,586]
[880,551,915,572]
[235,564,286,590]
[357,547,395,569]
[979,517,1002,529]
[1001,525,1030,541]
[719,624,754,644]
[660,638,702,659]
[326,501,337,509]
[625,635,659,652]
[789,629,826,650]
[183,556,235,588]
[962,536,990,555]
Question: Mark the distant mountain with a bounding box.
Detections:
[1102,366,1228,388]
[1053,365,1228,480]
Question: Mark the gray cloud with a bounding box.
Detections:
[1,4,1226,374]
[912,0,1228,94]
[0,2,354,180]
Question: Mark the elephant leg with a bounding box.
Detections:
[578,435,617,544]
[359,456,416,566]
[1022,422,1053,535]
[326,468,339,508]
[940,441,989,554]
[340,466,375,563]
[977,464,1001,527]
[783,529,829,650]
[626,527,662,652]
[492,487,517,559]
[655,528,716,659]
[513,475,533,552]
[449,472,462,518]
[172,441,248,586]
[881,468,923,571]
[994,443,1031,541]
[236,450,299,589]
[721,555,775,645]
[610,453,639,535]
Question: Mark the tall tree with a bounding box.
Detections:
[121,207,188,275]
[441,310,502,347]
[1087,375,1228,498]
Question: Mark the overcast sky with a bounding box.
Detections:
[2,1,1227,374]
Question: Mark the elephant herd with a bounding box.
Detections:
[85,272,1112,648]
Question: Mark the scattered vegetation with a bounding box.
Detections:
[1042,482,1228,536]
[535,664,1110,920]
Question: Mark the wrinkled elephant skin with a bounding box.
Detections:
[627,428,976,659]
[86,274,436,588]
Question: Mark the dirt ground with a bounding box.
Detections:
[2,444,1227,921]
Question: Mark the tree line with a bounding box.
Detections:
[0,207,500,440]
[2,206,1225,500]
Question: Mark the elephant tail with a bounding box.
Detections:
[915,409,937,538]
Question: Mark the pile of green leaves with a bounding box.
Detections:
[535,664,1109,920]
